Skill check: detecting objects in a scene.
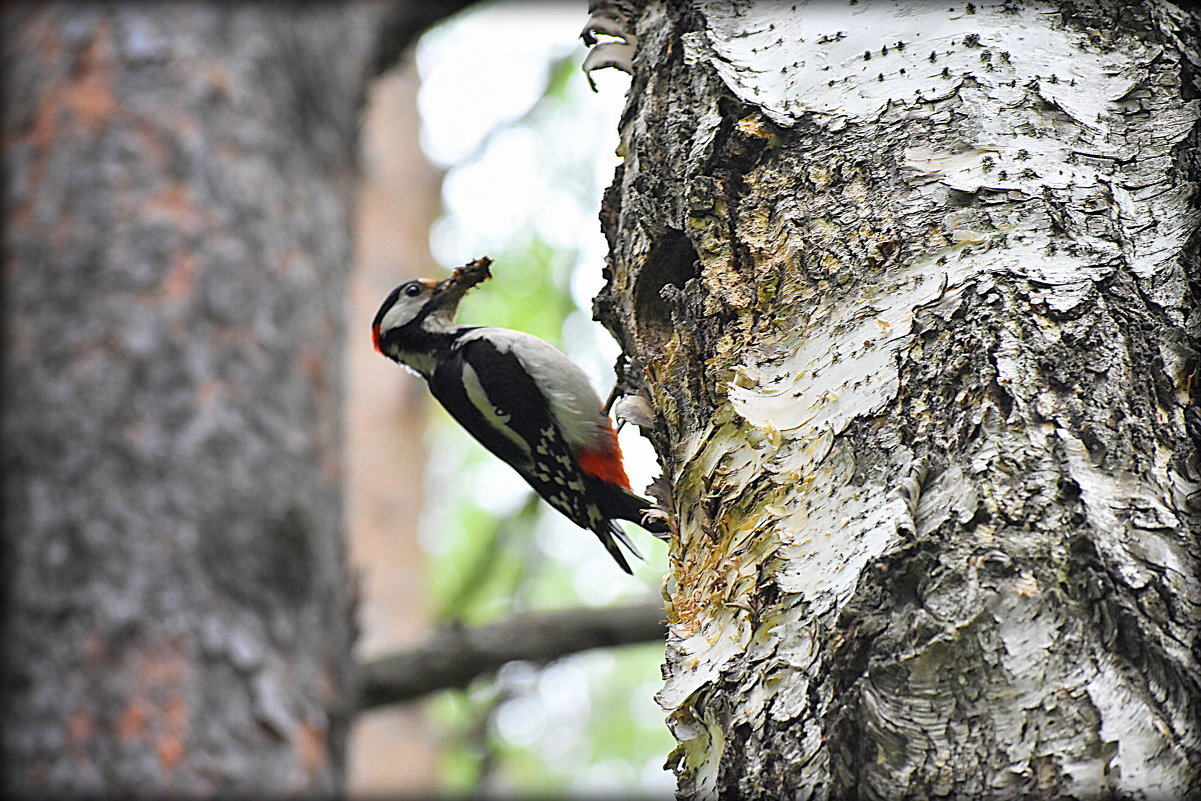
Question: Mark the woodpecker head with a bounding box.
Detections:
[372,257,492,371]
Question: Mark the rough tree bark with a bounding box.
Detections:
[0,2,468,796]
[594,1,1201,798]
[346,52,446,797]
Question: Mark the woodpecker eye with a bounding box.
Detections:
[404,283,423,298]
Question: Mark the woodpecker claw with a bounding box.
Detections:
[640,509,674,541]
[613,394,656,429]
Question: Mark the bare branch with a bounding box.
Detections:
[357,601,667,709]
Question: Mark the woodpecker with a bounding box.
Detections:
[372,257,666,573]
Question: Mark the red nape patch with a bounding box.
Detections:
[371,324,382,354]
[576,424,630,489]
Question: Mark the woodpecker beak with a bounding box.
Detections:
[427,257,492,315]
[426,276,470,315]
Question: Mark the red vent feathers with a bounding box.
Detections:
[575,423,630,489]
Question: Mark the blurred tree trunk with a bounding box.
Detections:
[345,55,444,796]
[0,2,465,796]
[596,1,1201,798]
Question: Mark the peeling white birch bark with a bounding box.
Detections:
[601,1,1201,797]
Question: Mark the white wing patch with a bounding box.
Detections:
[461,362,531,458]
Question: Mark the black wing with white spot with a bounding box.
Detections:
[428,336,539,472]
[427,336,636,572]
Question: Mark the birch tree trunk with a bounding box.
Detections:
[595,1,1201,797]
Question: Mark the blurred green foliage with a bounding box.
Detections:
[456,235,575,349]
[413,9,674,797]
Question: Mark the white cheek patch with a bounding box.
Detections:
[461,362,531,457]
[380,295,427,333]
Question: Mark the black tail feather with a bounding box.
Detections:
[585,480,669,572]
[595,523,635,574]
[608,521,643,561]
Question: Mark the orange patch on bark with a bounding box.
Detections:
[576,422,630,489]
[10,202,32,232]
[157,732,185,775]
[117,698,147,742]
[60,19,120,130]
[138,644,189,685]
[145,185,199,224]
[128,647,191,778]
[51,208,77,248]
[300,347,325,386]
[67,707,93,751]
[29,95,59,181]
[156,692,188,777]
[299,346,342,482]
[22,9,64,69]
[160,246,196,301]
[196,378,229,406]
[25,758,47,787]
[59,72,119,130]
[132,119,169,166]
[207,64,230,95]
[131,648,190,776]
[165,692,187,728]
[296,718,328,778]
[81,634,106,663]
[24,19,122,190]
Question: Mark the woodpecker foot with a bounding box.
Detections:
[641,509,675,541]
